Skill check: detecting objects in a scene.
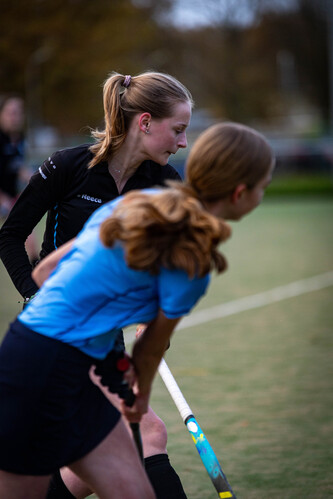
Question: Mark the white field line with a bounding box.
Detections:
[124,271,333,344]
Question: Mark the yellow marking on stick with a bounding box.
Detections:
[191,433,205,445]
[219,492,233,498]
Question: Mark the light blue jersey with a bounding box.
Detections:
[19,191,210,359]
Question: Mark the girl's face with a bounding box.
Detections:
[209,162,274,221]
[144,101,192,165]
[0,98,24,134]
[232,162,274,220]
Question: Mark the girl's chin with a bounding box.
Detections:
[156,155,170,166]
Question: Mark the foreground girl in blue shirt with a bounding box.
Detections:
[0,122,274,498]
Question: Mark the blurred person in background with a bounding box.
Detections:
[0,94,38,262]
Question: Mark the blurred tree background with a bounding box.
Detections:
[0,0,175,135]
[0,0,332,179]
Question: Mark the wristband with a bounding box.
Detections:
[22,293,37,309]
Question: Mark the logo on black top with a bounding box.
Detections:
[77,194,102,204]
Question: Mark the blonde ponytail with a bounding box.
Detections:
[89,74,127,168]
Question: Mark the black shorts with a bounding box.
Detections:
[0,320,121,475]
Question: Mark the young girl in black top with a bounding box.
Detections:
[0,71,191,499]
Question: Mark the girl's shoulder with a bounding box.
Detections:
[48,143,93,173]
[29,144,94,197]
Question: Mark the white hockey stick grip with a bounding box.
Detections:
[158,358,193,422]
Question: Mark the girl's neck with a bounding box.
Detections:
[108,145,145,194]
[107,122,147,192]
[202,198,228,219]
[108,150,140,177]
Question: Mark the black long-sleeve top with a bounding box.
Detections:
[0,144,181,298]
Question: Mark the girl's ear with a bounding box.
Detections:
[139,113,151,133]
[231,184,247,204]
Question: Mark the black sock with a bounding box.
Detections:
[46,455,187,499]
[144,453,187,499]
[46,470,76,499]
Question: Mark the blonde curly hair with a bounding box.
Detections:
[100,186,231,279]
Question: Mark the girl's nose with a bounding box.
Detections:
[178,132,187,149]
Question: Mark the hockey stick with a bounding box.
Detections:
[123,389,144,465]
[158,358,237,498]
[116,355,144,465]
[130,422,144,465]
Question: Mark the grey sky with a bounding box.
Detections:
[164,0,299,28]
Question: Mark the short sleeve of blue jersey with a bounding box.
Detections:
[158,268,210,319]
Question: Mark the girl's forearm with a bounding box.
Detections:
[131,311,180,396]
[32,239,75,287]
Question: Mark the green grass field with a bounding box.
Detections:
[0,197,332,498]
